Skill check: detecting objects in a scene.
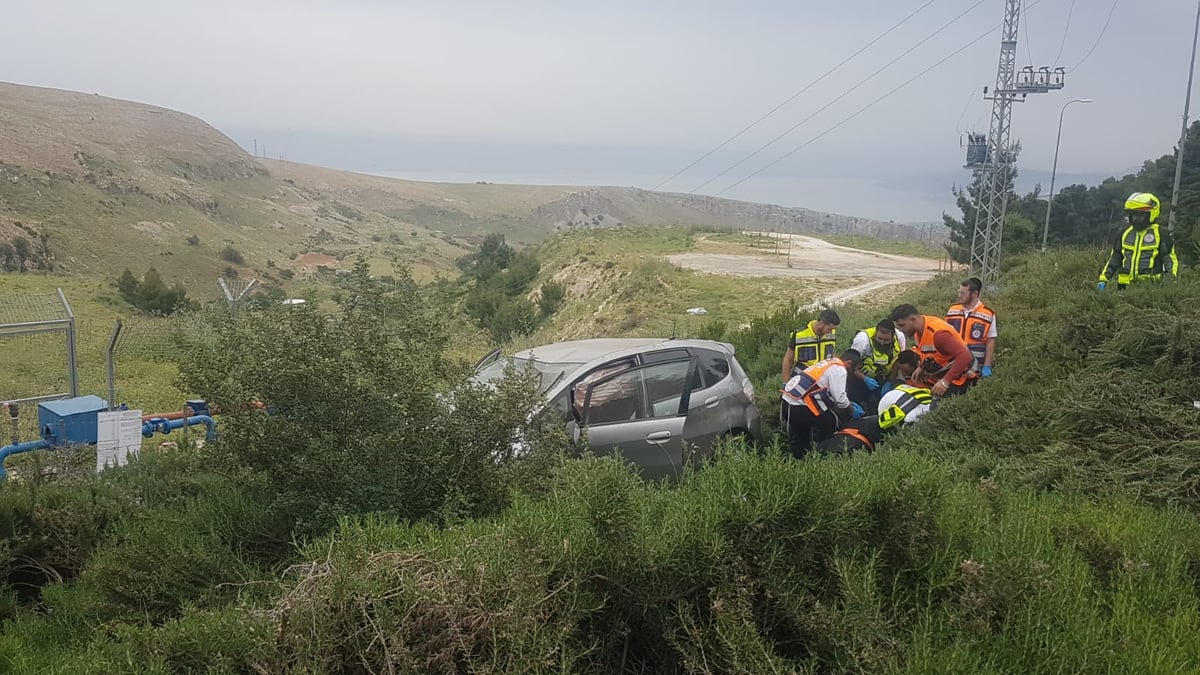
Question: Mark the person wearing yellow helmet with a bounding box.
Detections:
[1098,192,1180,290]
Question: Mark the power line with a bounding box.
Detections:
[954,88,976,133]
[685,0,989,196]
[1067,0,1120,73]
[713,0,1049,198]
[1022,2,1037,64]
[1052,0,1077,67]
[650,0,939,192]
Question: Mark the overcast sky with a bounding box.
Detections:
[2,0,1196,222]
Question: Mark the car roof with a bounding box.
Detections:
[513,337,733,365]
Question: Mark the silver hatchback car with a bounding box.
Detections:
[473,338,762,479]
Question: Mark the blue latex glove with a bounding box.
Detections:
[863,376,880,392]
[851,402,864,419]
[879,380,896,396]
[1097,281,1106,291]
[981,365,993,378]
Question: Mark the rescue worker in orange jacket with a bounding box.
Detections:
[780,349,864,459]
[1098,192,1180,290]
[889,304,977,398]
[945,277,997,379]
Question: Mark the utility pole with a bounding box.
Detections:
[253,139,258,157]
[1169,0,1200,229]
[786,218,793,268]
[965,0,1064,284]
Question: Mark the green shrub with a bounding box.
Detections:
[235,449,1200,673]
[0,479,131,602]
[174,261,562,538]
[115,268,195,316]
[220,245,244,264]
[538,280,565,317]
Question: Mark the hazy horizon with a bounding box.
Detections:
[2,0,1194,223]
[224,128,1124,223]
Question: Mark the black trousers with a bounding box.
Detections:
[815,417,883,455]
[786,404,838,459]
[814,434,872,455]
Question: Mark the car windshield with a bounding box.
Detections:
[473,357,583,394]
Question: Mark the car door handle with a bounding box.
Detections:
[646,430,672,443]
[703,396,720,408]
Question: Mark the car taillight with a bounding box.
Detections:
[742,378,755,399]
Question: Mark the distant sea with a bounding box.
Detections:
[369,170,955,225]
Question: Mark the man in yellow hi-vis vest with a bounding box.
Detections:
[781,308,840,379]
[1098,192,1180,290]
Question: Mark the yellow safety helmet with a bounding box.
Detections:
[1124,192,1161,224]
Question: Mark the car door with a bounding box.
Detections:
[580,357,695,480]
[681,348,736,460]
[473,347,502,372]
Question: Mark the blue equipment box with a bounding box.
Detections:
[38,396,109,445]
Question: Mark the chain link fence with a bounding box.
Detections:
[0,289,78,440]
[104,312,221,416]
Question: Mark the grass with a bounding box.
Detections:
[4,245,1200,672]
[815,232,948,259]
[512,227,852,347]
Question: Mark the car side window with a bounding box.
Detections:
[546,389,572,423]
[695,349,731,389]
[640,348,690,365]
[570,358,637,415]
[583,360,691,425]
[643,360,692,418]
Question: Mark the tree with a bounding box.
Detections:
[1001,212,1037,256]
[117,269,139,298]
[1032,120,1200,265]
[539,281,565,317]
[942,145,1021,265]
[0,243,17,271]
[457,233,514,279]
[116,268,194,316]
[11,237,30,272]
[220,245,244,264]
[173,259,561,537]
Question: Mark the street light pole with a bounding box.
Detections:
[1169,0,1200,228]
[1041,98,1093,252]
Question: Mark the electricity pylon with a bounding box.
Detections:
[965,0,1064,283]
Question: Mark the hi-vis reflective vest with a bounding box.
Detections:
[781,358,843,416]
[1099,223,1180,285]
[945,303,995,365]
[879,385,934,430]
[861,326,902,378]
[914,315,976,387]
[790,320,837,374]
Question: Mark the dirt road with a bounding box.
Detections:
[667,233,943,307]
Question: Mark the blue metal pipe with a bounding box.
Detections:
[0,439,53,480]
[141,415,216,441]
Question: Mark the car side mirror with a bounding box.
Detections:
[566,420,582,446]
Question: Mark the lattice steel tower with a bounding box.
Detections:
[965,0,1064,283]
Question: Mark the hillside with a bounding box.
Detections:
[2,249,1199,673]
[0,82,933,288]
[0,82,482,285]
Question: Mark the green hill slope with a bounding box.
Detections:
[0,82,936,286]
